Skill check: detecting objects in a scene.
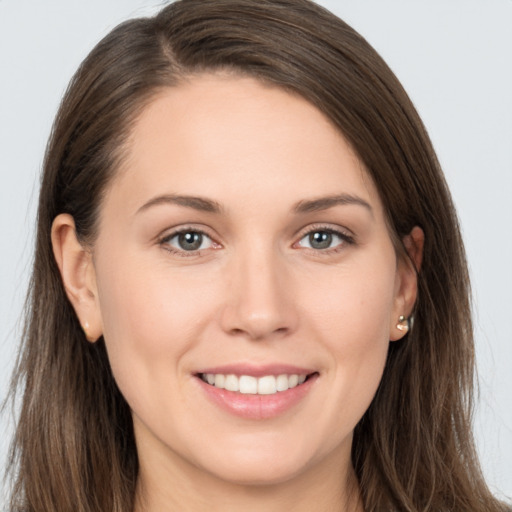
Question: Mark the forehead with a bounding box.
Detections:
[106,73,382,219]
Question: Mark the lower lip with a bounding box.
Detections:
[196,374,318,420]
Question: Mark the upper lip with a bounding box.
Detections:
[195,363,316,377]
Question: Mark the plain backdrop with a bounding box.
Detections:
[1,0,511,505]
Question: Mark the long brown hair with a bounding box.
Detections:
[6,1,508,510]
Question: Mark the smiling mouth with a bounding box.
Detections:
[197,372,317,395]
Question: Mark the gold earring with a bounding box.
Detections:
[82,321,91,340]
[396,315,410,333]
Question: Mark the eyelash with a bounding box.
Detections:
[295,225,355,254]
[158,224,355,258]
[158,227,217,258]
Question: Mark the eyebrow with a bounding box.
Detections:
[293,194,373,216]
[136,194,223,215]
[136,192,372,217]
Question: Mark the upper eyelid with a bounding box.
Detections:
[161,229,213,243]
[295,223,354,239]
[157,224,216,241]
[158,228,218,257]
[293,225,356,253]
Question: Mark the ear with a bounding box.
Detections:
[389,226,424,341]
[51,214,103,342]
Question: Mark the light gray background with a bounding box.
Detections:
[1,0,511,505]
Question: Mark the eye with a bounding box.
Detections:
[161,230,215,253]
[296,228,352,251]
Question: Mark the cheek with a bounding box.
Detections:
[303,253,397,350]
[94,254,218,397]
[300,254,396,426]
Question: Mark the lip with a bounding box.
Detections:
[195,363,314,377]
[194,364,319,420]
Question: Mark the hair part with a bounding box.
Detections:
[7,1,507,511]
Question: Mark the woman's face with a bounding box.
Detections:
[76,75,417,486]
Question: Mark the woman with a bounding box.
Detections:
[5,0,509,510]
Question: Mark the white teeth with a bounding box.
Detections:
[214,374,225,388]
[201,372,310,395]
[288,374,299,388]
[258,375,276,395]
[224,374,239,392]
[239,375,258,394]
[276,374,289,391]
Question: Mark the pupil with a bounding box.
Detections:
[309,231,332,249]
[178,232,202,251]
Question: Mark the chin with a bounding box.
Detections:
[190,436,333,488]
[204,457,312,487]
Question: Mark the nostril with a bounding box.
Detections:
[227,325,290,341]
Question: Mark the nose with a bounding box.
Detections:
[220,246,299,341]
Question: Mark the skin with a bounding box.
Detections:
[52,74,423,512]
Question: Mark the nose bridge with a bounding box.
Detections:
[221,239,297,340]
